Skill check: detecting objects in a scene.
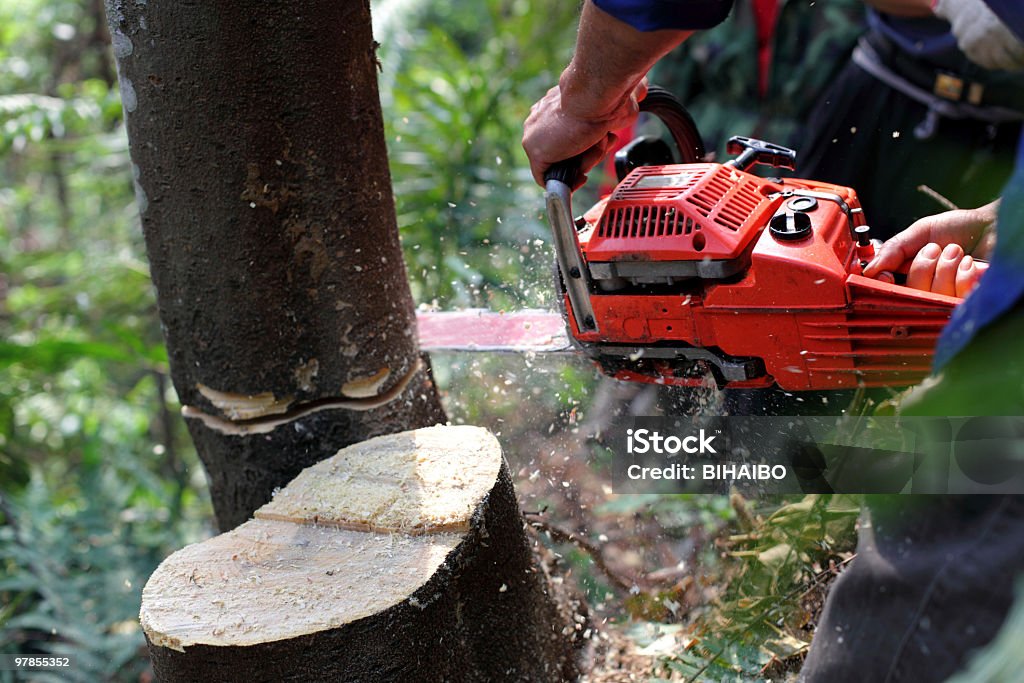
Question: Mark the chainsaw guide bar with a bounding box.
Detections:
[416,309,573,354]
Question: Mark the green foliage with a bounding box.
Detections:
[376,0,578,309]
[1,1,211,679]
[663,495,859,682]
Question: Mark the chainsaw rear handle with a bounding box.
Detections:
[542,85,706,190]
[637,86,704,165]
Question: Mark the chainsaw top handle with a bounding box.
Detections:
[542,85,705,190]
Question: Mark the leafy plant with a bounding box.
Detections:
[661,494,859,681]
[376,0,579,309]
[1,1,212,679]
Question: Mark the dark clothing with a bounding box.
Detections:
[799,26,1022,240]
[648,0,864,164]
[867,10,957,63]
[592,0,735,32]
[799,496,1024,683]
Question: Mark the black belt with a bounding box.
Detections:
[864,30,1024,115]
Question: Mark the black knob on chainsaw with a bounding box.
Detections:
[770,211,813,241]
[726,136,797,173]
[854,225,872,247]
[614,86,706,181]
[614,137,674,181]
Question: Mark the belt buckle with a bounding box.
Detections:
[933,72,964,101]
[967,82,985,106]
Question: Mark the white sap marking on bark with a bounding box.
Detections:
[182,359,422,435]
[341,367,391,398]
[294,358,319,392]
[132,164,148,214]
[119,76,137,113]
[111,29,133,58]
[339,324,359,357]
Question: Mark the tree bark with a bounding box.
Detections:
[104,0,446,529]
[140,426,587,682]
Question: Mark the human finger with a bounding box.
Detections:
[930,243,964,296]
[905,243,942,291]
[874,271,896,285]
[955,256,983,298]
[863,234,919,278]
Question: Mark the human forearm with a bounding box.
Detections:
[522,1,691,185]
[559,1,690,119]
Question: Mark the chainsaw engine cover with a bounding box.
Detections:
[565,161,960,391]
[582,163,777,283]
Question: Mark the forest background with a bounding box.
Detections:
[2,1,1021,681]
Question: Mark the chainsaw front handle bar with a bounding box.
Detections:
[543,86,706,334]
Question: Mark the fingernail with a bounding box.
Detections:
[941,243,961,260]
[959,256,974,270]
[921,243,942,259]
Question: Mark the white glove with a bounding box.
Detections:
[933,0,1024,71]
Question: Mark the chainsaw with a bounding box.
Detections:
[420,87,965,391]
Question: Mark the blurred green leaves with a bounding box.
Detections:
[377,0,578,309]
[663,495,859,681]
[1,0,210,680]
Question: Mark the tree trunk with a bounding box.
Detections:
[140,426,587,682]
[103,0,446,530]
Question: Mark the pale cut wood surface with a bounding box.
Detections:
[141,425,502,651]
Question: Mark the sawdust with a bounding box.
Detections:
[581,628,660,683]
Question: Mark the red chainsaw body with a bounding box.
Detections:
[565,163,959,391]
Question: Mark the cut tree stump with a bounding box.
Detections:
[141,425,586,682]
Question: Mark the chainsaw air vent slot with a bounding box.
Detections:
[687,172,730,218]
[685,167,767,233]
[716,181,764,231]
[597,204,704,239]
